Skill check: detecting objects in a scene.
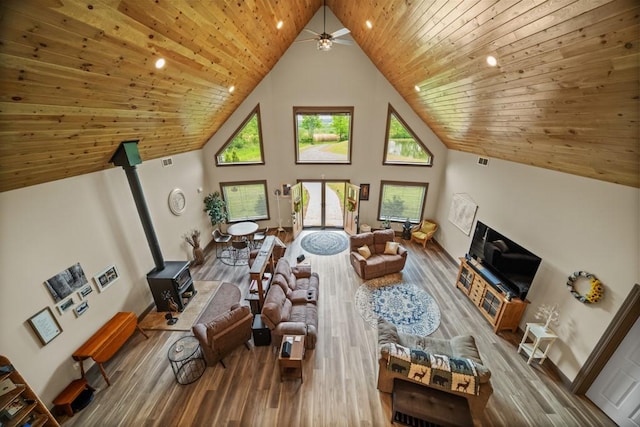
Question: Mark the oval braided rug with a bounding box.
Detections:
[300,231,349,256]
[355,274,441,336]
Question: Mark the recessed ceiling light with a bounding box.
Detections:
[228,85,235,93]
[276,20,284,30]
[486,55,497,67]
[366,20,373,29]
[155,58,166,69]
[414,85,421,92]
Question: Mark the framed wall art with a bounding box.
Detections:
[56,297,75,315]
[44,262,88,303]
[74,301,89,317]
[94,265,120,292]
[360,184,370,201]
[77,283,93,300]
[28,307,63,345]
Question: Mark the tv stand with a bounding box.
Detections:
[456,258,528,333]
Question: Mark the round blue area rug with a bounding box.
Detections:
[300,231,349,256]
[355,274,441,336]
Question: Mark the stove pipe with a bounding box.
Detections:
[110,140,165,271]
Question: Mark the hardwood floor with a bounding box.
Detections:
[62,230,614,427]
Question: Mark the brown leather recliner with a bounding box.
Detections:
[192,282,253,367]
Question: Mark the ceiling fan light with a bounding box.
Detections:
[317,38,332,51]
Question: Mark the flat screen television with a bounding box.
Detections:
[468,221,541,300]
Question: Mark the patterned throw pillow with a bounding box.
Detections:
[358,244,372,259]
[384,241,399,255]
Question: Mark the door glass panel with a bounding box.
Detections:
[325,181,345,228]
[302,182,321,227]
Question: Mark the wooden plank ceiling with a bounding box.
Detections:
[0,0,638,192]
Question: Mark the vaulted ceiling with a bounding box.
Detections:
[0,0,638,192]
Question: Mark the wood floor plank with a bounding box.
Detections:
[60,230,615,427]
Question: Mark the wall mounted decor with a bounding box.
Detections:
[56,297,75,315]
[77,284,93,300]
[74,301,89,317]
[448,193,478,235]
[93,265,120,292]
[44,262,88,302]
[168,188,187,215]
[359,184,370,201]
[28,307,63,345]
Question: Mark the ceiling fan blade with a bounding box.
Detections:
[304,28,321,36]
[295,38,318,43]
[331,28,350,38]
[332,38,353,46]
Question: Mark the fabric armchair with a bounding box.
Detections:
[410,219,438,248]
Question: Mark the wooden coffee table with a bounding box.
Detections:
[278,335,305,382]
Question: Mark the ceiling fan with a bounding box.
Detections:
[297,0,352,51]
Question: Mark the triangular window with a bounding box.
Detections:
[215,105,265,166]
[383,104,433,166]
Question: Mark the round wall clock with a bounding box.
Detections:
[168,188,186,215]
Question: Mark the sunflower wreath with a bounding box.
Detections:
[566,271,604,304]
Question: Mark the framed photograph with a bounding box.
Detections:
[74,301,89,317]
[44,262,88,303]
[281,183,291,197]
[56,297,75,315]
[28,307,63,345]
[77,283,93,300]
[94,264,120,292]
[360,183,370,201]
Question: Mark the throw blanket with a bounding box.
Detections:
[386,343,480,395]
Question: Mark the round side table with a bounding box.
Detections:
[167,336,206,384]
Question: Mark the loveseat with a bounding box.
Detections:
[349,229,407,280]
[377,318,492,426]
[261,259,319,349]
[192,282,253,367]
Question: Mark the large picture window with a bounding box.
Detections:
[378,180,429,223]
[294,106,353,164]
[215,105,264,166]
[383,104,433,166]
[221,180,269,222]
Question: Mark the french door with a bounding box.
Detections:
[298,180,348,229]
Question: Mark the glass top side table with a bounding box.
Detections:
[167,335,206,384]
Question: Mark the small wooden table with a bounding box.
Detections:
[278,335,305,382]
[518,322,558,365]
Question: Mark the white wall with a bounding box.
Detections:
[202,8,448,230]
[435,150,640,381]
[0,150,209,403]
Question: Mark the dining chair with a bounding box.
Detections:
[250,227,269,249]
[212,229,232,258]
[231,238,249,265]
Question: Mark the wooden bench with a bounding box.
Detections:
[52,378,94,417]
[72,312,148,386]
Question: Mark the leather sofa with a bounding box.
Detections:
[349,229,407,280]
[261,259,319,349]
[377,318,492,426]
[192,282,253,367]
[271,258,319,304]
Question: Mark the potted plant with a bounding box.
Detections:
[203,192,228,231]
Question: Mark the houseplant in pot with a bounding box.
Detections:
[203,191,229,231]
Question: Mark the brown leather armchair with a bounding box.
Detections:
[410,219,438,248]
[190,282,252,368]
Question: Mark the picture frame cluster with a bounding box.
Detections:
[29,262,121,346]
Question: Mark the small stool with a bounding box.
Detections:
[53,378,95,417]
